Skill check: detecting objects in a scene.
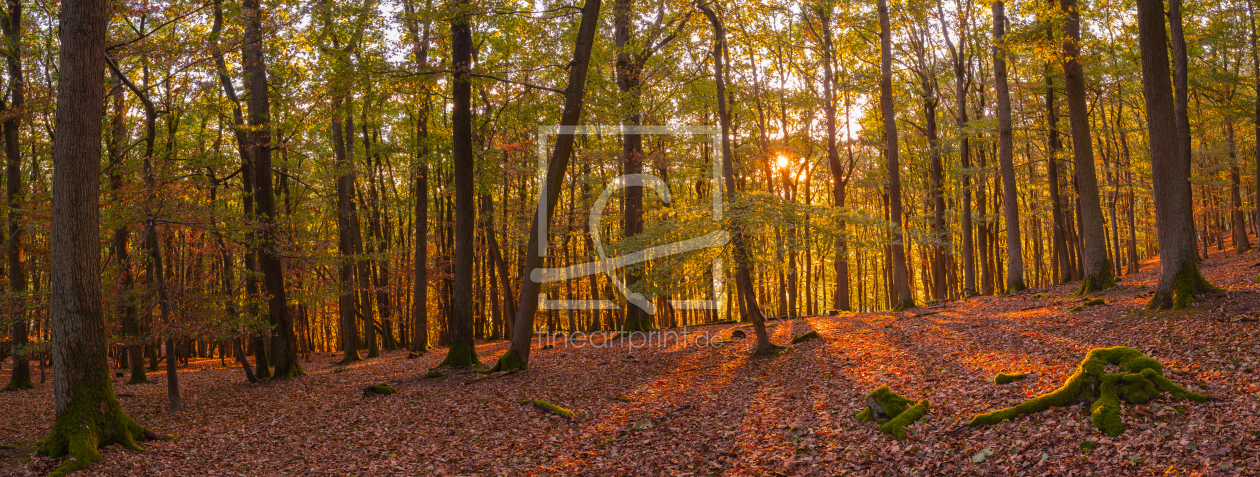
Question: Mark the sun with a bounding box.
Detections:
[776,154,790,170]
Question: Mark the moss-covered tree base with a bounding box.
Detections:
[487,348,527,372]
[968,346,1207,437]
[1148,266,1221,310]
[3,368,33,391]
[37,384,157,477]
[271,361,305,379]
[1075,267,1117,296]
[337,351,361,366]
[855,386,928,440]
[522,399,574,419]
[437,340,481,368]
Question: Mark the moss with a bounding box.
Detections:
[791,331,821,344]
[607,396,633,402]
[437,340,481,368]
[37,380,154,477]
[1068,306,1084,312]
[488,348,527,372]
[968,347,1206,436]
[1032,293,1049,299]
[333,366,349,374]
[1083,298,1105,306]
[422,370,444,379]
[522,399,574,419]
[1080,440,1098,452]
[878,400,929,440]
[362,383,397,397]
[994,372,1026,384]
[406,351,422,359]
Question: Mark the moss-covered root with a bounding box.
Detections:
[790,331,821,344]
[488,348,527,372]
[994,372,1026,385]
[855,386,915,422]
[37,384,157,477]
[968,346,1207,437]
[362,383,397,397]
[272,361,305,379]
[437,340,482,368]
[522,399,574,419]
[1148,266,1222,310]
[878,400,929,440]
[2,365,33,391]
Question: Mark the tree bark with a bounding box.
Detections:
[1060,0,1114,293]
[879,0,914,309]
[1136,0,1217,309]
[39,0,154,470]
[1,0,30,391]
[992,1,1025,292]
[492,0,600,371]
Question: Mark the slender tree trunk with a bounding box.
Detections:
[818,6,852,310]
[39,0,154,470]
[1137,0,1217,309]
[1,0,29,390]
[880,0,913,309]
[699,4,777,353]
[992,1,1025,292]
[1060,0,1114,293]
[1228,121,1249,252]
[1169,0,1198,257]
[491,0,600,371]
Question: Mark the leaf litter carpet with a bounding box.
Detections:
[5,248,1260,475]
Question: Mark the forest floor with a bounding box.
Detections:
[6,245,1260,476]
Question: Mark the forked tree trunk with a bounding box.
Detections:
[1136,0,1217,309]
[39,0,155,471]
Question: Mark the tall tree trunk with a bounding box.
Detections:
[1228,121,1249,252]
[878,0,914,309]
[699,3,777,353]
[333,95,360,364]
[818,7,851,311]
[1169,0,1198,258]
[39,0,154,470]
[992,1,1025,292]
[491,0,600,371]
[613,0,652,331]
[1251,0,1260,235]
[1060,0,1114,293]
[245,0,300,377]
[937,0,975,297]
[438,2,480,367]
[1137,0,1217,309]
[1,0,30,391]
[402,0,431,353]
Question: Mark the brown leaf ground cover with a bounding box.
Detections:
[5,247,1260,476]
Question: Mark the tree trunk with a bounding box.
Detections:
[1060,0,1114,293]
[1137,0,1217,309]
[39,0,154,470]
[699,4,777,353]
[818,7,852,311]
[491,0,600,371]
[438,2,480,368]
[879,0,913,309]
[1,0,29,391]
[1169,0,1198,257]
[992,1,1025,292]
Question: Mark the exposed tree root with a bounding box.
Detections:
[855,386,929,440]
[521,399,573,419]
[968,346,1207,437]
[994,372,1026,384]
